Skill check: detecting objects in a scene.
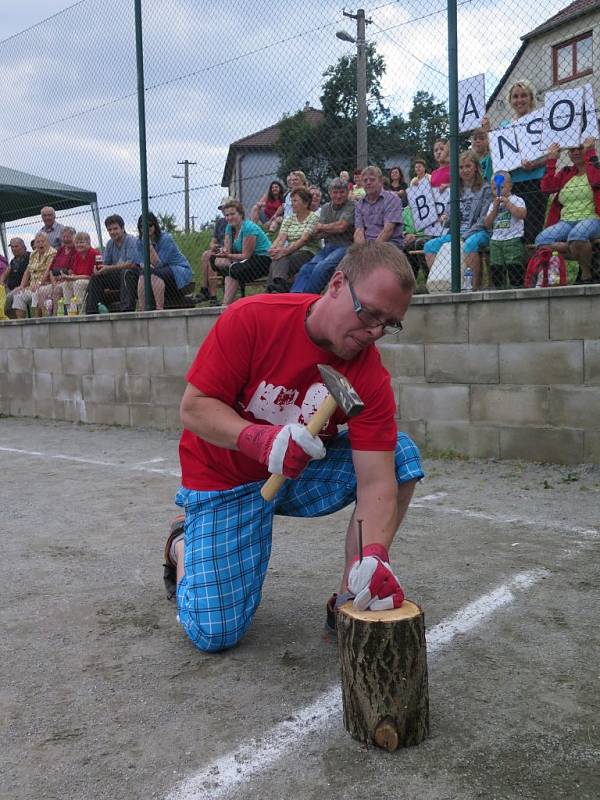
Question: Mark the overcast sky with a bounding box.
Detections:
[1,0,568,245]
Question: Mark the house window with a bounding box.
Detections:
[553,32,593,84]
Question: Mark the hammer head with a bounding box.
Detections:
[318,364,364,418]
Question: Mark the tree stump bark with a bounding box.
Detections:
[337,599,429,750]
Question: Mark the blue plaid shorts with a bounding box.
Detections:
[174,431,423,652]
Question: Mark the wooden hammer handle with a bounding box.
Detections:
[260,393,338,502]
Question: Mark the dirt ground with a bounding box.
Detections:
[1,417,599,800]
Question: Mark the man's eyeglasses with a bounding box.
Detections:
[346,278,403,335]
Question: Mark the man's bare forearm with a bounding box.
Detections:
[180,386,250,448]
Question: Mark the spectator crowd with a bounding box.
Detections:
[2,78,599,320]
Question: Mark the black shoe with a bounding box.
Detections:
[208,296,219,306]
[324,593,338,637]
[163,515,184,601]
[197,287,210,301]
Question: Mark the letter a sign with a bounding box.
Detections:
[458,74,486,133]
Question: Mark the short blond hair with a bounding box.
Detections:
[74,231,91,244]
[507,79,536,111]
[339,241,415,292]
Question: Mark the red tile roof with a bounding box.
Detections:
[524,0,599,39]
[229,107,323,149]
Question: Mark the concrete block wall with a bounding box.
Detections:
[0,309,219,430]
[1,285,599,463]
[380,284,600,464]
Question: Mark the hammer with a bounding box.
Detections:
[260,364,364,501]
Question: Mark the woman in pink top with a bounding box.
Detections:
[430,139,450,190]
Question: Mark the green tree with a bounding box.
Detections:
[320,42,388,124]
[157,212,178,233]
[400,91,448,166]
[275,44,391,184]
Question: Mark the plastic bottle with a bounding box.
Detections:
[57,297,66,316]
[97,302,109,314]
[44,298,53,316]
[463,266,473,292]
[548,250,561,286]
[68,296,78,316]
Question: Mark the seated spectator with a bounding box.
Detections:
[484,171,527,288]
[12,233,56,318]
[291,178,355,294]
[37,206,64,249]
[388,166,408,206]
[339,169,352,190]
[266,187,320,292]
[424,151,491,290]
[136,212,193,311]
[350,169,366,199]
[268,171,309,234]
[534,137,600,284]
[250,181,285,225]
[431,139,450,190]
[84,214,141,314]
[211,200,272,306]
[198,197,231,304]
[1,238,30,318]
[50,226,76,279]
[60,231,101,309]
[410,157,431,188]
[403,205,432,284]
[309,185,322,216]
[353,165,404,250]
[470,128,492,182]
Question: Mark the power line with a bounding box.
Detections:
[0,0,88,46]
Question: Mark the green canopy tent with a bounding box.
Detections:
[0,166,102,257]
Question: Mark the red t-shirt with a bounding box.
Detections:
[179,294,398,490]
[72,247,100,276]
[50,246,76,274]
[264,197,283,219]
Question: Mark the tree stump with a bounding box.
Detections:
[337,599,429,750]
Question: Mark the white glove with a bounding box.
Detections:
[347,543,405,611]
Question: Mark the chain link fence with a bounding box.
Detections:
[1,0,598,316]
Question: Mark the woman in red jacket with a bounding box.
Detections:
[535,136,600,284]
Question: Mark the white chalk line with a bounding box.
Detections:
[0,445,181,478]
[412,491,599,541]
[164,568,549,800]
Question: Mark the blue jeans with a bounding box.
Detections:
[174,432,423,652]
[424,230,490,255]
[535,218,600,246]
[291,245,348,294]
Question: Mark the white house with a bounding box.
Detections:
[487,0,600,125]
[221,105,412,209]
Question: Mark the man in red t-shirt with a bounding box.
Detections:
[165,241,424,652]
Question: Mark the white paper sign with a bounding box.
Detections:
[458,74,486,133]
[514,110,544,160]
[406,182,444,236]
[490,126,522,171]
[580,83,599,142]
[432,186,450,219]
[541,87,584,149]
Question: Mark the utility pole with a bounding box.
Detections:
[172,160,197,234]
[338,9,371,170]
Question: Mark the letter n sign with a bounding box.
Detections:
[458,74,486,133]
[490,127,522,171]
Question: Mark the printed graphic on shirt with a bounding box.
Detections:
[244,380,329,427]
[494,209,512,230]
